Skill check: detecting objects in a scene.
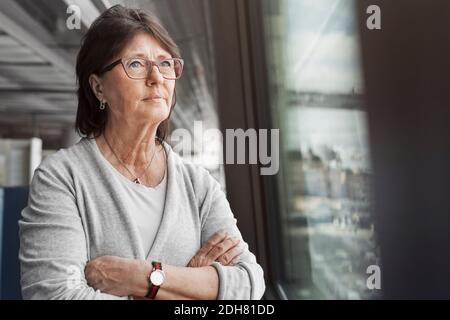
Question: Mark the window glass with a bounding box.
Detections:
[263,0,381,299]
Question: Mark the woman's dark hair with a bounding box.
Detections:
[75,5,181,141]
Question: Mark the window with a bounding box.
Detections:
[262,0,381,299]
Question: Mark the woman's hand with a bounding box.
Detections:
[188,230,243,268]
[85,255,145,297]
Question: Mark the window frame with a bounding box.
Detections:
[209,0,287,300]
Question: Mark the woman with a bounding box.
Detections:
[18,5,265,300]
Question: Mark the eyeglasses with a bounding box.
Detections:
[98,57,184,80]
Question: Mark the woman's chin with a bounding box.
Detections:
[139,103,170,121]
[142,99,170,109]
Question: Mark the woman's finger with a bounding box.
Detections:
[217,244,244,266]
[196,230,229,256]
[206,237,240,262]
[228,255,242,266]
[187,230,229,267]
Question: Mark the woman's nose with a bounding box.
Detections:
[145,64,164,86]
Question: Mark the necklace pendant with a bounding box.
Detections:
[134,178,141,184]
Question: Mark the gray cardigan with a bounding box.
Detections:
[19,137,266,300]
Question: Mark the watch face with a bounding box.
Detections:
[150,270,165,286]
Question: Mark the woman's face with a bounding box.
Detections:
[91,32,176,129]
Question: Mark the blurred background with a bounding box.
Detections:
[1,0,450,300]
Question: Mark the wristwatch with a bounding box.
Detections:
[146,261,165,299]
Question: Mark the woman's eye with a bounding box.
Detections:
[159,60,172,67]
[129,60,144,68]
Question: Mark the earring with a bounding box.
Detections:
[99,100,106,110]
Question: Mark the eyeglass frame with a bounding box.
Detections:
[98,57,184,80]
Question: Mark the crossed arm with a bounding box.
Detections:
[19,164,265,300]
[84,231,242,299]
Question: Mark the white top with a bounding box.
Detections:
[91,138,168,257]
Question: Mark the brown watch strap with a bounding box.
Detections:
[146,261,162,299]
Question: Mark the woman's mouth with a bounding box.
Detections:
[143,96,163,101]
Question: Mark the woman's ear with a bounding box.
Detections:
[89,74,104,101]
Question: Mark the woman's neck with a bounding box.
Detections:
[101,123,161,170]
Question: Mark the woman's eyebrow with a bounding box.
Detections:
[127,52,172,59]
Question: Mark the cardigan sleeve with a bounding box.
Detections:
[18,159,128,300]
[198,168,266,300]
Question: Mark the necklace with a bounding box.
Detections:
[103,134,158,185]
